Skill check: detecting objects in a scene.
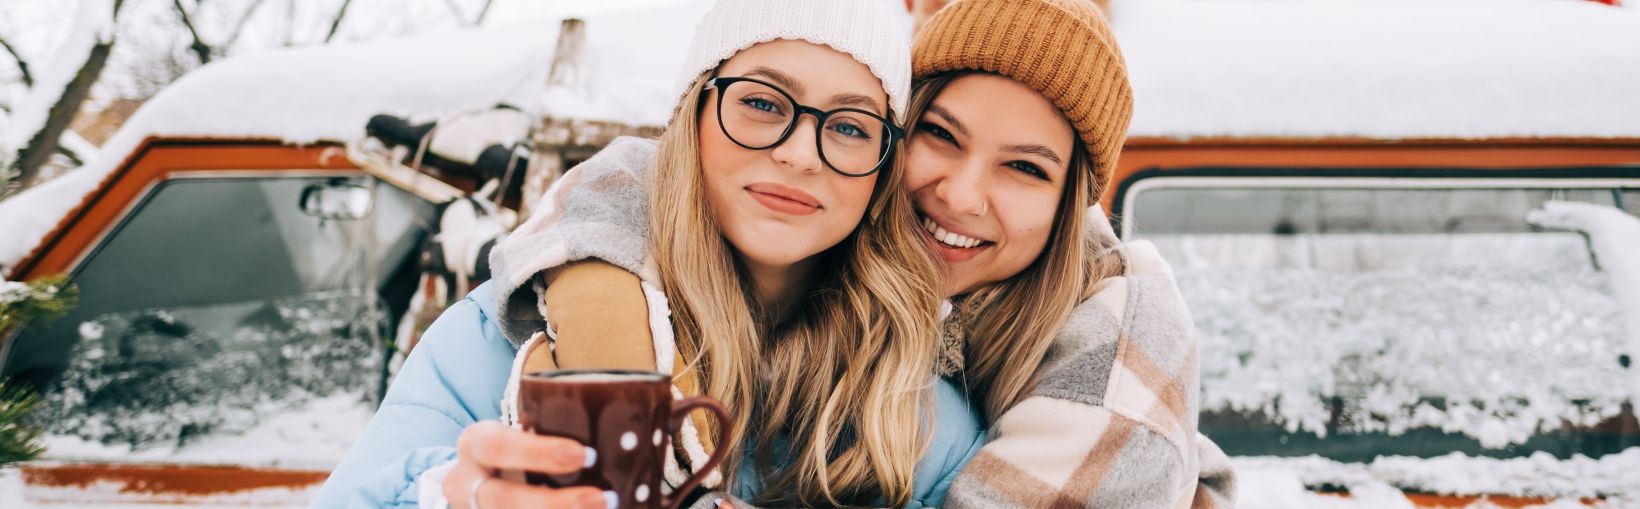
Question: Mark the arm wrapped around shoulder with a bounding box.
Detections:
[539,260,657,371]
[488,136,661,346]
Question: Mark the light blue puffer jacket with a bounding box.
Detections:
[310,282,984,508]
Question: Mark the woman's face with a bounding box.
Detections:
[903,74,1075,296]
[699,40,888,274]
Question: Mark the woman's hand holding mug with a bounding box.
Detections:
[443,421,610,509]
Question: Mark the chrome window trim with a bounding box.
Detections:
[1119,176,1640,240]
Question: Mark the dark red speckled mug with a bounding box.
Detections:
[517,369,731,509]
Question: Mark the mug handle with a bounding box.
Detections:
[662,396,732,509]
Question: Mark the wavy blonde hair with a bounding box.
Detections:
[908,71,1128,422]
[650,70,944,507]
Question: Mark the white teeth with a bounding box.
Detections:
[918,214,983,249]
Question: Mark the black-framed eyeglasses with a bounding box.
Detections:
[703,76,904,177]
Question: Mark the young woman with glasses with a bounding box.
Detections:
[488,0,1237,507]
[312,1,985,508]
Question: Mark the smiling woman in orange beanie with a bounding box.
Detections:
[900,0,1234,507]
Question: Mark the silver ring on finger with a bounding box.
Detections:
[467,474,488,509]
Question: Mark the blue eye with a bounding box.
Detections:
[832,123,868,139]
[741,98,779,113]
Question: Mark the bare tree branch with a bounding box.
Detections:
[172,0,213,64]
[0,34,33,87]
[324,0,355,43]
[474,0,496,25]
[8,41,114,191]
[441,0,467,22]
[5,0,124,196]
[220,0,272,50]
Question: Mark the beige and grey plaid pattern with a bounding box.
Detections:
[945,241,1235,509]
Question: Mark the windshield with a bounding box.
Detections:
[1123,176,1640,494]
[0,176,434,457]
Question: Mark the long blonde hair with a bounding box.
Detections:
[650,71,944,507]
[908,71,1128,422]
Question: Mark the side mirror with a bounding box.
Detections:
[300,180,373,221]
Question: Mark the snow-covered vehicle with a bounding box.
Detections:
[0,17,588,507]
[0,0,708,502]
[1105,0,1640,505]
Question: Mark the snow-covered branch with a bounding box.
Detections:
[56,130,98,166]
[0,34,33,86]
[324,0,355,43]
[0,0,119,196]
[171,0,213,64]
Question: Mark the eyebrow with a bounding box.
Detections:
[745,66,885,114]
[830,93,883,113]
[1003,143,1066,166]
[745,67,806,97]
[928,104,1064,165]
[926,104,971,136]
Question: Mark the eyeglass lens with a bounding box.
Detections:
[716,79,892,176]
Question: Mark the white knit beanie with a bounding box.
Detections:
[674,0,912,116]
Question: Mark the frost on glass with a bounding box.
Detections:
[1160,233,1627,448]
[1,177,432,452]
[1130,184,1640,453]
[37,291,381,448]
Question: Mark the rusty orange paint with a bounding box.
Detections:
[1320,491,1602,507]
[1105,138,1640,210]
[20,463,328,496]
[6,138,361,283]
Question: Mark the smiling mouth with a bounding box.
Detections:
[917,212,991,249]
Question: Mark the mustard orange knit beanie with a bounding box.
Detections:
[913,0,1133,195]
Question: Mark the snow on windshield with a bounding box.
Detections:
[1158,231,1630,448]
[1236,448,1640,503]
[31,290,379,467]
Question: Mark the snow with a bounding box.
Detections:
[0,17,561,273]
[32,289,383,462]
[0,0,115,170]
[0,278,28,305]
[1234,449,1640,505]
[1528,201,1640,417]
[536,0,710,127]
[1,394,361,506]
[1168,232,1631,447]
[1113,0,1640,140]
[38,391,373,470]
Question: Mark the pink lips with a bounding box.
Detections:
[745,182,821,216]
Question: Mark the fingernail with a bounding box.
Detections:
[589,490,618,509]
[554,444,594,469]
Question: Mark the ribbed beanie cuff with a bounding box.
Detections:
[675,0,913,116]
[913,0,1133,193]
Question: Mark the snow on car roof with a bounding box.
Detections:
[0,19,561,272]
[538,0,1640,140]
[530,0,1640,140]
